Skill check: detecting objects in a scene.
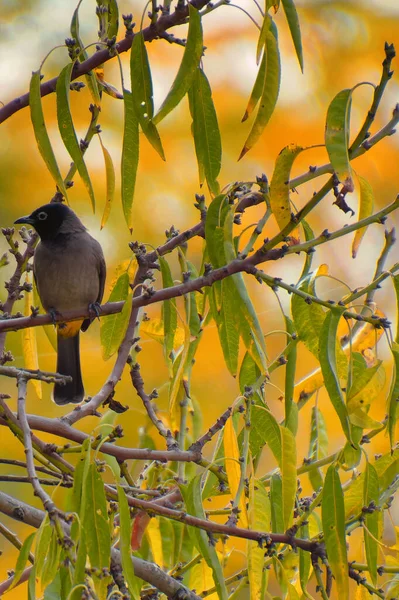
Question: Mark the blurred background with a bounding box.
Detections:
[1,0,399,596]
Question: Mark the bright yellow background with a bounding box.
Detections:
[1,0,399,597]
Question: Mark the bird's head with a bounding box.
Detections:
[14,203,83,240]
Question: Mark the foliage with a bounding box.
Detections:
[0,1,399,599]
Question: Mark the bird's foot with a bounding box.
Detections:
[48,308,62,326]
[88,302,102,321]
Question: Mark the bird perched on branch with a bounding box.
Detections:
[15,203,106,405]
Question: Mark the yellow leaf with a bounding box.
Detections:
[190,558,218,598]
[140,317,185,349]
[146,518,164,569]
[223,418,248,527]
[23,276,41,399]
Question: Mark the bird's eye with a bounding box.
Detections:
[37,212,48,221]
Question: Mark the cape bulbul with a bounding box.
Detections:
[15,203,106,404]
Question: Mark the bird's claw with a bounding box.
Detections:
[89,302,102,321]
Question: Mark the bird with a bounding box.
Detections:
[15,202,106,405]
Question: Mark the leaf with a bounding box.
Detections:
[99,137,116,229]
[117,486,141,599]
[347,353,385,415]
[274,556,300,599]
[8,532,35,591]
[388,342,399,450]
[121,88,139,232]
[56,62,95,210]
[153,5,203,124]
[239,20,280,159]
[29,71,69,200]
[22,277,41,399]
[318,310,352,444]
[180,476,228,600]
[140,317,185,348]
[270,144,304,243]
[248,479,271,599]
[35,514,52,580]
[284,316,298,434]
[219,276,240,376]
[242,52,266,122]
[325,88,354,192]
[159,257,178,368]
[352,174,374,258]
[270,473,284,533]
[67,437,91,515]
[256,13,271,64]
[70,1,101,105]
[107,0,119,39]
[146,518,164,570]
[101,271,131,360]
[41,528,62,589]
[188,67,221,196]
[224,417,248,527]
[322,465,349,600]
[299,218,315,282]
[363,460,379,585]
[281,0,304,71]
[130,32,165,160]
[307,406,328,491]
[299,521,314,599]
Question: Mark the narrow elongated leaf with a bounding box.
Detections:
[121,88,139,232]
[29,71,69,199]
[352,174,374,257]
[8,532,35,591]
[140,316,185,348]
[130,32,165,159]
[325,88,354,192]
[347,352,385,415]
[35,514,52,580]
[248,479,270,599]
[154,5,203,124]
[188,67,221,195]
[270,144,303,243]
[388,342,399,450]
[159,257,178,367]
[281,0,304,71]
[56,63,95,210]
[299,521,314,599]
[363,460,379,585]
[256,13,271,64]
[117,485,141,599]
[319,310,352,443]
[308,406,328,491]
[41,528,62,589]
[284,315,297,434]
[22,278,41,398]
[299,219,315,282]
[224,417,248,527]
[270,473,284,532]
[83,464,110,577]
[70,1,101,105]
[322,465,349,600]
[180,476,228,600]
[107,0,119,39]
[274,556,300,599]
[219,276,240,375]
[239,20,280,159]
[99,137,116,229]
[100,271,131,360]
[242,52,266,122]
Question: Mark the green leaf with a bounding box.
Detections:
[248,480,271,598]
[101,271,132,360]
[159,256,178,367]
[318,310,352,444]
[56,62,95,210]
[239,351,261,394]
[107,0,119,39]
[307,406,328,491]
[219,276,240,376]
[28,565,37,600]
[153,5,203,124]
[130,32,165,160]
[284,315,298,434]
[188,67,221,195]
[388,342,399,450]
[298,219,315,282]
[393,275,399,343]
[99,137,116,229]
[242,52,266,122]
[274,556,300,599]
[70,1,101,105]
[117,485,141,599]
[298,521,313,599]
[281,0,304,72]
[239,20,280,159]
[67,437,91,515]
[256,13,271,64]
[352,173,374,258]
[41,528,62,589]
[291,269,327,358]
[8,532,35,591]
[270,144,304,241]
[325,88,354,192]
[121,88,139,232]
[363,460,379,585]
[29,71,69,200]
[270,474,284,533]
[322,465,349,600]
[180,476,228,600]
[43,572,62,600]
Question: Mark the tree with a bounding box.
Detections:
[0,0,399,598]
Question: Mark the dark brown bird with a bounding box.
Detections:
[15,203,106,404]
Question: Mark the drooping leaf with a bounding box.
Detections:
[388,341,399,450]
[242,52,266,122]
[181,476,228,600]
[239,20,280,159]
[153,5,203,124]
[248,479,271,599]
[347,352,385,415]
[29,71,69,200]
[256,13,271,64]
[224,417,248,527]
[322,465,349,600]
[117,485,141,599]
[130,31,165,159]
[219,276,240,376]
[35,514,52,581]
[325,88,354,192]
[100,271,132,360]
[284,315,298,434]
[99,137,116,229]
[8,532,36,591]
[352,173,374,258]
[56,62,95,210]
[281,0,304,71]
[70,1,101,105]
[274,556,300,599]
[270,473,284,533]
[121,88,139,232]
[107,0,119,39]
[159,256,178,368]
[319,310,352,444]
[307,406,328,491]
[140,317,185,348]
[188,67,221,196]
[41,528,62,589]
[22,277,42,399]
[363,460,379,585]
[298,218,315,282]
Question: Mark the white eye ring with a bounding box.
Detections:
[38,212,48,221]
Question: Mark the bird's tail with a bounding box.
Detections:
[54,333,84,405]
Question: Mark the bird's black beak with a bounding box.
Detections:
[14,215,35,225]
